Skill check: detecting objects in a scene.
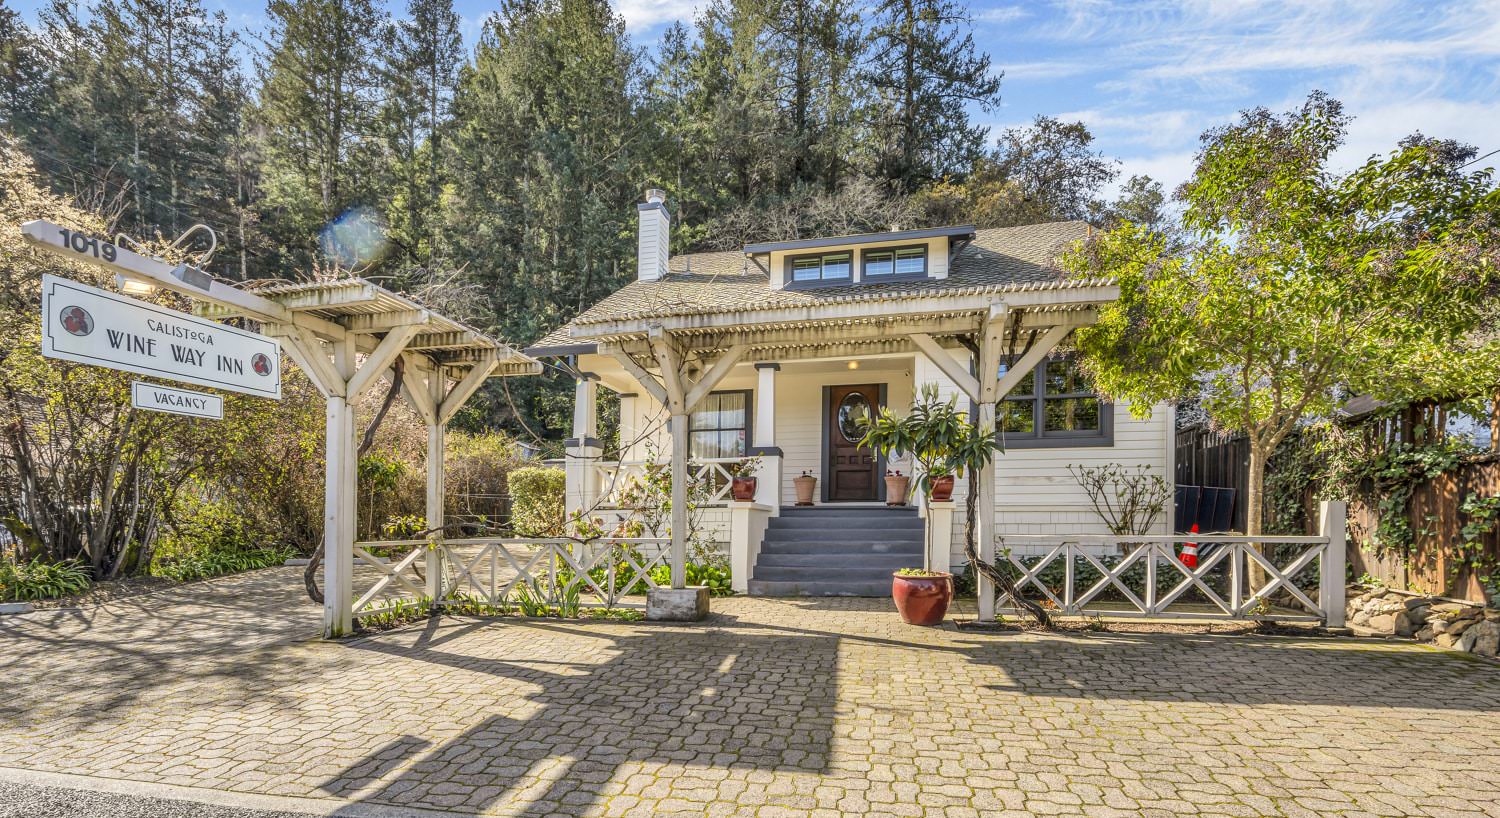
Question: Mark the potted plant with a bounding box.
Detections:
[793,470,817,505]
[856,385,979,504]
[728,455,763,502]
[884,469,911,506]
[891,568,953,625]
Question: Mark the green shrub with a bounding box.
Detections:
[150,491,291,582]
[0,559,91,601]
[510,467,565,536]
[651,561,734,596]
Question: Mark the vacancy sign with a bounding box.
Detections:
[132,382,224,419]
[41,274,282,399]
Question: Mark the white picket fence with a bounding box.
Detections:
[350,537,670,618]
[993,534,1345,623]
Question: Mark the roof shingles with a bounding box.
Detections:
[527,221,1088,353]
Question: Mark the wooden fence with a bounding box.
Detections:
[1174,423,1500,603]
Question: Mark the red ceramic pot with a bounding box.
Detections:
[928,475,955,502]
[892,572,953,626]
[730,476,758,501]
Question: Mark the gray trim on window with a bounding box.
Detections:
[860,244,930,283]
[688,389,753,459]
[987,357,1115,449]
[783,250,855,289]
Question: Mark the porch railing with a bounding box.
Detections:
[593,458,740,507]
[992,534,1344,623]
[350,536,670,618]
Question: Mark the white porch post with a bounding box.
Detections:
[324,337,357,637]
[1319,500,1348,627]
[925,500,955,575]
[975,305,1006,622]
[424,371,446,602]
[752,363,781,511]
[669,413,689,588]
[566,375,602,515]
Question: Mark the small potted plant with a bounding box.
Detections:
[891,567,954,625]
[855,385,984,503]
[926,465,954,501]
[884,469,911,506]
[728,455,763,501]
[793,470,817,506]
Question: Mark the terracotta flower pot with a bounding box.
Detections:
[928,475,955,502]
[793,474,817,506]
[884,475,910,506]
[730,476,757,502]
[892,572,953,626]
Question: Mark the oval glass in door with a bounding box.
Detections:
[837,392,871,443]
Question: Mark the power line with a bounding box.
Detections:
[1459,147,1499,170]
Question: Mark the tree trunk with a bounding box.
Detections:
[963,474,1052,628]
[1246,442,1269,594]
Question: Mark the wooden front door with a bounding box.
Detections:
[826,383,881,502]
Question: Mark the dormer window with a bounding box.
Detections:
[863,246,927,279]
[790,252,852,285]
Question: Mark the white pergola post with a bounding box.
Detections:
[323,366,356,637]
[566,375,602,514]
[424,371,446,602]
[752,363,781,510]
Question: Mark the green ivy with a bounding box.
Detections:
[1458,493,1500,602]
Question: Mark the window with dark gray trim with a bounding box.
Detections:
[862,245,928,278]
[996,357,1113,448]
[787,251,852,286]
[689,390,752,458]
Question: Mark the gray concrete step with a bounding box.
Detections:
[757,540,923,555]
[747,579,893,597]
[756,552,915,568]
[752,566,911,582]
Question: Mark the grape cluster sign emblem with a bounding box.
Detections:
[60,305,94,336]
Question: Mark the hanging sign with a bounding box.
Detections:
[131,381,224,419]
[41,274,282,399]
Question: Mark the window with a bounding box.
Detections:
[789,252,852,285]
[862,246,927,279]
[997,357,1112,447]
[689,391,750,458]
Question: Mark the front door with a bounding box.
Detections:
[826,383,881,502]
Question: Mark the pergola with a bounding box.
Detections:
[563,278,1119,620]
[188,280,540,636]
[19,233,544,636]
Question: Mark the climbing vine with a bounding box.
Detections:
[1458,493,1500,600]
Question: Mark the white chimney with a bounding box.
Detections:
[637,188,670,282]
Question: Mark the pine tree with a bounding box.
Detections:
[864,0,1000,191]
[257,0,388,270]
[0,1,47,137]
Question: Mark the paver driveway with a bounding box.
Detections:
[2,567,1499,818]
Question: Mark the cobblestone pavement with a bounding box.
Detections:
[3,567,1500,818]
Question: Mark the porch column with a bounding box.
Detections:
[974,403,998,621]
[669,412,689,588]
[752,363,782,511]
[565,374,602,515]
[424,371,445,602]
[1319,500,1348,628]
[925,500,955,575]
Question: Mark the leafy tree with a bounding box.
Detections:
[1066,93,1500,547]
[0,1,46,136]
[864,0,1000,191]
[1101,174,1172,234]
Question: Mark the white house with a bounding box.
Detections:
[526,189,1173,614]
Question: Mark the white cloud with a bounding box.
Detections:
[975,6,1031,24]
[613,0,700,31]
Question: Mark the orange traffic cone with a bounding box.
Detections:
[1180,523,1200,568]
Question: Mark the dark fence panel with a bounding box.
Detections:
[1174,425,1247,533]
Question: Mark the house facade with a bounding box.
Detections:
[526,190,1172,604]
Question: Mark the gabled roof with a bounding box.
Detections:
[743,224,976,254]
[526,220,1090,355]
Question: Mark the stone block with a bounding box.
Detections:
[646,586,710,622]
[1464,621,1500,656]
[1394,611,1423,637]
[0,602,35,615]
[1367,613,1397,634]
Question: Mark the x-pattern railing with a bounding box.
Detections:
[352,541,432,616]
[594,459,739,506]
[995,535,1335,621]
[440,537,668,609]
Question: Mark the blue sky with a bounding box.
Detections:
[13,0,1500,196]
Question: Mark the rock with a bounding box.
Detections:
[1485,609,1500,622]
[1368,587,1392,599]
[1430,602,1468,613]
[1448,618,1478,638]
[1466,622,1500,656]
[1436,633,1460,648]
[1403,596,1433,610]
[1353,610,1372,627]
[1432,619,1450,635]
[1414,624,1435,642]
[1394,611,1423,637]
[1458,627,1480,653]
[646,586,710,621]
[1367,613,1397,634]
[0,602,34,615]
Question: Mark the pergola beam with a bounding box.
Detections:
[685,343,747,413]
[909,332,981,402]
[346,325,420,399]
